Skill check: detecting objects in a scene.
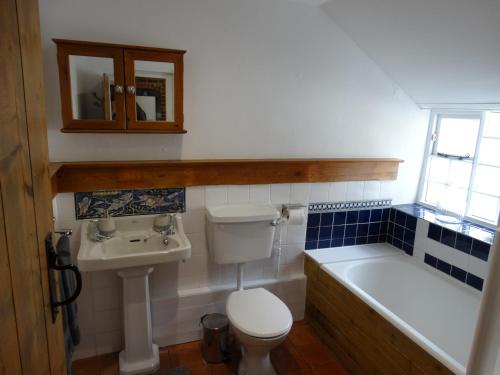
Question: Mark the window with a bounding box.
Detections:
[419,111,500,227]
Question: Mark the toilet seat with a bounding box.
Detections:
[226,288,293,339]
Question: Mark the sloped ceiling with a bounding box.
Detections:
[320,0,500,107]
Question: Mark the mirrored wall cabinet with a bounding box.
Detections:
[54,39,186,133]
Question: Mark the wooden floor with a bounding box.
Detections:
[72,321,348,375]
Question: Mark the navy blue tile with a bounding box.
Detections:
[319,226,333,241]
[382,208,390,221]
[428,223,442,242]
[332,225,345,239]
[358,210,370,223]
[345,224,357,238]
[388,222,394,236]
[320,212,334,227]
[305,240,318,250]
[393,238,403,249]
[471,240,490,261]
[466,273,484,291]
[308,213,320,227]
[357,223,369,237]
[380,221,388,234]
[343,237,355,246]
[437,259,452,274]
[306,227,319,241]
[367,235,379,244]
[330,238,343,247]
[370,209,383,222]
[346,210,359,224]
[451,266,467,282]
[424,253,438,267]
[404,229,415,246]
[394,224,404,240]
[356,236,368,245]
[369,222,381,236]
[455,233,473,254]
[441,228,457,248]
[387,235,394,245]
[395,210,407,226]
[318,239,331,249]
[334,211,347,225]
[406,216,417,231]
[379,234,387,242]
[403,242,413,255]
[389,208,396,222]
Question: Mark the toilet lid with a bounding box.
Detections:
[226,288,293,338]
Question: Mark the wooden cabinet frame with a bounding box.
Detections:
[54,39,186,133]
[124,49,184,131]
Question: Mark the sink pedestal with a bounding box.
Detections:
[118,266,159,375]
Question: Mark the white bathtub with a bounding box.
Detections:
[306,243,481,375]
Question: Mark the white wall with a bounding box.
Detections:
[40,0,429,204]
[321,0,500,106]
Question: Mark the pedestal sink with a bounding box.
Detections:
[78,214,191,375]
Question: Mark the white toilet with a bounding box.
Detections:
[206,204,293,375]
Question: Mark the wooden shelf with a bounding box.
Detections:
[50,158,403,196]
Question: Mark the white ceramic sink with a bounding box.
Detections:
[78,213,191,271]
[78,213,191,375]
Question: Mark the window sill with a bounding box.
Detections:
[394,203,495,245]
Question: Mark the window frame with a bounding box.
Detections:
[417,109,499,229]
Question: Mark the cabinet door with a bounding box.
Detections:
[56,42,126,131]
[124,49,184,132]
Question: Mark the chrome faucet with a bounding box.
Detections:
[89,219,114,242]
[154,214,176,236]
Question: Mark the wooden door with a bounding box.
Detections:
[124,49,184,132]
[0,0,67,374]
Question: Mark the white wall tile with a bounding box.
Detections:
[363,181,381,200]
[346,181,364,201]
[249,184,271,203]
[380,180,397,200]
[468,257,489,279]
[181,209,205,234]
[205,185,227,206]
[309,183,329,203]
[328,182,347,202]
[227,185,250,203]
[186,187,205,210]
[270,184,291,204]
[290,183,311,204]
[286,224,307,245]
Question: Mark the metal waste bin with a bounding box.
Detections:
[200,313,229,363]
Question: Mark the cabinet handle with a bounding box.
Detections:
[114,85,124,94]
[127,86,136,95]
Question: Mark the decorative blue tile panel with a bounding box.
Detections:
[306,200,391,250]
[387,208,415,255]
[394,203,495,244]
[426,221,491,262]
[424,252,484,291]
[74,188,185,220]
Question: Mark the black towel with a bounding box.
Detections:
[57,235,80,373]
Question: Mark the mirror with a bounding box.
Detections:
[69,55,115,120]
[134,60,175,122]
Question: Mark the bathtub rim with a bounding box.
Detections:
[320,254,480,375]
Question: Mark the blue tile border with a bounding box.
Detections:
[394,203,495,244]
[424,252,484,291]
[74,188,185,219]
[308,199,392,213]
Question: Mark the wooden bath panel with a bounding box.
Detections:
[304,256,456,375]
